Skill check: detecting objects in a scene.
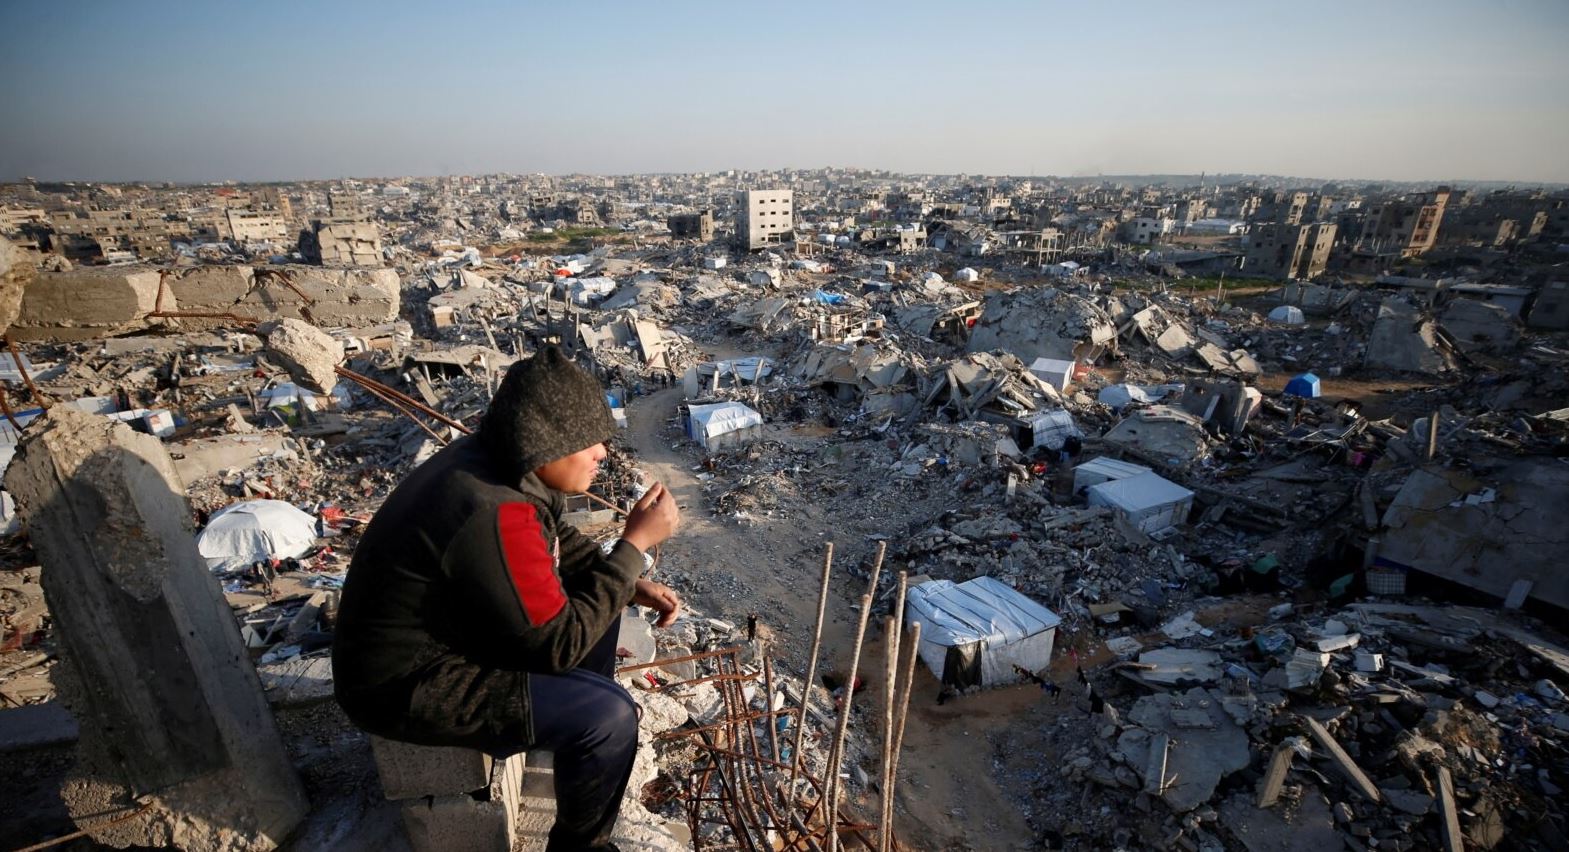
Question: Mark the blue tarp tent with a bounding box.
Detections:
[1284,372,1321,399]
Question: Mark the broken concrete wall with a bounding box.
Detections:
[1364,297,1455,374]
[1379,459,1569,610]
[0,235,33,336]
[9,266,165,340]
[177,266,400,327]
[4,408,307,849]
[8,264,400,340]
[966,288,1117,363]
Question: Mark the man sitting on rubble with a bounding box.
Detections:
[333,346,682,852]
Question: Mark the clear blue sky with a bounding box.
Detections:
[2,0,1567,183]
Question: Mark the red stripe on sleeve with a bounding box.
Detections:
[496,503,568,625]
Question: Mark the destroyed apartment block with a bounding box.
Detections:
[301,219,385,268]
[966,286,1119,364]
[923,351,1082,451]
[797,342,919,415]
[6,174,1569,852]
[682,356,774,399]
[1378,458,1569,611]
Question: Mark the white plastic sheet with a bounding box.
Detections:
[197,500,319,572]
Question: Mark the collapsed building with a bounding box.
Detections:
[2,169,1568,852]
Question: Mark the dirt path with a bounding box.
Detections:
[622,384,1039,850]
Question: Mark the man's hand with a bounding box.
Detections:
[622,482,679,554]
[633,578,682,628]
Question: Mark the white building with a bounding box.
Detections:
[736,189,793,250]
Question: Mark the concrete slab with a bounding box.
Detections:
[0,700,79,750]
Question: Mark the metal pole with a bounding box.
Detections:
[4,336,49,409]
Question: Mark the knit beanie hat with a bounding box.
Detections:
[479,346,614,479]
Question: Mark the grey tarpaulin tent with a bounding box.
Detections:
[904,576,1062,691]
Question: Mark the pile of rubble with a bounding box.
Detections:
[1004,600,1569,851]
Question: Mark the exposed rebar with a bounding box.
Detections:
[789,543,835,796]
[823,542,885,852]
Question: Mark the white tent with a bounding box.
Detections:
[1072,457,1153,494]
[197,500,319,572]
[1027,357,1075,392]
[685,402,763,452]
[1268,305,1306,324]
[1086,471,1194,534]
[904,576,1061,692]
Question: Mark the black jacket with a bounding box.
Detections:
[332,434,643,740]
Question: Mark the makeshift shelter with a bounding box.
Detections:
[904,576,1062,692]
[196,500,319,572]
[685,402,763,452]
[1086,471,1194,535]
[1097,382,1184,409]
[683,357,773,398]
[1027,357,1075,392]
[1072,457,1153,495]
[1267,305,1306,324]
[1284,372,1322,399]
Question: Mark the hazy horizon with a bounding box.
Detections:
[3,0,1567,185]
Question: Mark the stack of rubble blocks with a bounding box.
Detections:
[369,736,558,850]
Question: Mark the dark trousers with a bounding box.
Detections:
[527,615,639,852]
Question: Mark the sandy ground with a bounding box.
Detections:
[624,384,1042,850]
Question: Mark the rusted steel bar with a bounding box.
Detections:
[878,615,898,852]
[824,542,884,852]
[717,652,767,847]
[655,708,796,740]
[731,654,790,836]
[0,385,23,430]
[147,309,262,325]
[697,728,758,851]
[579,488,629,517]
[333,365,469,433]
[763,656,782,762]
[618,645,744,674]
[881,572,909,852]
[5,336,50,409]
[154,269,169,314]
[640,670,758,693]
[885,619,921,852]
[358,380,448,445]
[790,543,835,794]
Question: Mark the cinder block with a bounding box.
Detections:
[400,794,511,852]
[370,735,492,799]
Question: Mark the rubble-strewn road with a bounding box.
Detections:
[625,384,1039,850]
